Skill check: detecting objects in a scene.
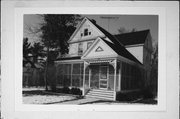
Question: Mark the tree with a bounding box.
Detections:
[118,27,137,34]
[30,42,45,63]
[23,37,31,59]
[150,43,158,97]
[38,14,81,90]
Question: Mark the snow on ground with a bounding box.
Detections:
[23,95,77,104]
[23,89,80,104]
[23,89,157,105]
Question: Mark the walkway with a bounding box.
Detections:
[56,97,113,105]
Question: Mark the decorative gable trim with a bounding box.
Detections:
[81,37,118,59]
[95,46,103,52]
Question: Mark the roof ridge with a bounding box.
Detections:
[114,29,150,36]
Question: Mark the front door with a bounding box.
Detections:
[99,66,108,89]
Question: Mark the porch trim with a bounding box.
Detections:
[54,59,83,63]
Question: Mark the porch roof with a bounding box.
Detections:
[55,56,81,61]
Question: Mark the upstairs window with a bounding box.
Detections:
[78,42,83,55]
[81,33,83,37]
[84,29,88,36]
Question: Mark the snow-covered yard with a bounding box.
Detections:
[23,90,81,104]
[23,89,157,105]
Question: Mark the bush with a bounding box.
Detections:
[62,87,70,94]
[141,87,154,99]
[116,90,142,101]
[50,83,56,92]
[70,88,82,95]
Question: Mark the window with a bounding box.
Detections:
[78,42,83,55]
[87,42,92,49]
[81,33,83,37]
[95,46,103,52]
[84,29,88,36]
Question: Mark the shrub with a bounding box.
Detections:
[141,87,154,99]
[116,90,142,101]
[70,88,82,95]
[50,84,56,92]
[62,87,70,94]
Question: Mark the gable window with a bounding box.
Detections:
[78,42,83,55]
[84,29,88,36]
[87,42,93,49]
[81,33,83,37]
[95,46,103,52]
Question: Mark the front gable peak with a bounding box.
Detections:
[68,17,104,43]
[82,37,118,59]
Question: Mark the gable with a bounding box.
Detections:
[68,18,104,43]
[82,38,118,59]
[126,46,143,63]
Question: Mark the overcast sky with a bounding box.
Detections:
[24,14,158,45]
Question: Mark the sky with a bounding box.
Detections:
[24,14,158,46]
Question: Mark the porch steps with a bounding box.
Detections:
[86,89,114,100]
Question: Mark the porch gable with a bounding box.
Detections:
[82,37,118,59]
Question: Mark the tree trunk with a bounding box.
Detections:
[44,43,50,91]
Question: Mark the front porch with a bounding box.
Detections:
[55,57,143,101]
[82,59,121,100]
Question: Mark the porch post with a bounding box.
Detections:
[83,61,86,96]
[113,59,117,101]
[70,63,73,87]
[89,68,91,89]
[83,61,89,96]
[119,62,122,91]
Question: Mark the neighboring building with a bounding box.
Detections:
[23,57,44,87]
[55,17,153,100]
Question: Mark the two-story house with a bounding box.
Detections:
[55,17,153,100]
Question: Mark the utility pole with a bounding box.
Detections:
[100,16,119,33]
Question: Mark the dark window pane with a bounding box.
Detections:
[84,29,88,36]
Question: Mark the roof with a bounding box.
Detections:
[113,30,150,46]
[90,18,124,46]
[102,38,142,64]
[57,17,147,64]
[89,19,142,64]
[56,56,81,61]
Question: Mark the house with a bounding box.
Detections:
[54,17,153,100]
